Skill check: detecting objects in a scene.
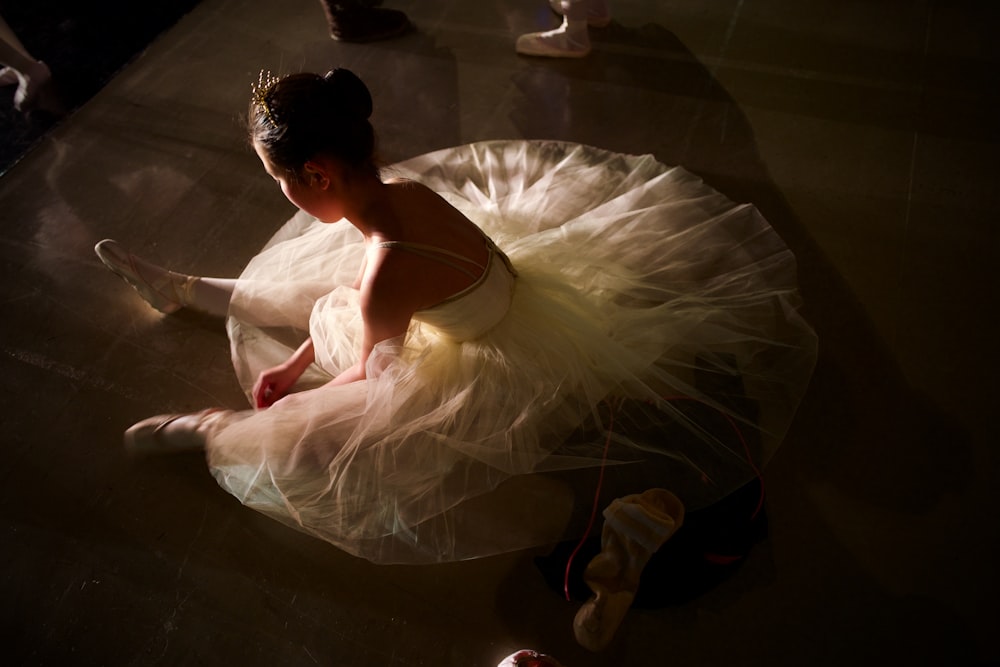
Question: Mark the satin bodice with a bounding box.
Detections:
[410,242,517,341]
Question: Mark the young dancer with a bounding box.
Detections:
[96,69,816,567]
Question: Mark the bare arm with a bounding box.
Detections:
[254,245,419,402]
[253,337,316,408]
[352,251,368,291]
[328,258,416,387]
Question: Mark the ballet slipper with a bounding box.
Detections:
[496,649,566,667]
[95,239,195,314]
[548,0,612,28]
[124,408,228,455]
[12,60,52,112]
[573,489,685,652]
[516,18,591,58]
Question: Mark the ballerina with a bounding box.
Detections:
[96,68,817,566]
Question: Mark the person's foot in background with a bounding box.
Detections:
[516,0,610,58]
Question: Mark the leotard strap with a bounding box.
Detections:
[376,240,487,280]
[378,226,518,283]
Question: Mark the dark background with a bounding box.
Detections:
[0,0,201,175]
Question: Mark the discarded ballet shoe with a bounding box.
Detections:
[322,5,412,42]
[573,489,685,651]
[124,409,227,455]
[496,649,566,667]
[548,0,612,28]
[516,19,591,58]
[95,239,194,314]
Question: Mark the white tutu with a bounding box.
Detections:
[207,140,817,564]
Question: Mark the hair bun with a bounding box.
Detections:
[324,68,373,120]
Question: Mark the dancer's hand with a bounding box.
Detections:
[253,338,316,408]
[253,363,302,409]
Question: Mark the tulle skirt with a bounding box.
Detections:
[207,140,817,564]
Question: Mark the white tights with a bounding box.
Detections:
[186,276,237,317]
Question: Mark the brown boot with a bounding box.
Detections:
[319,1,412,42]
[573,489,685,651]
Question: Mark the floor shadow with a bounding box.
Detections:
[509,21,974,516]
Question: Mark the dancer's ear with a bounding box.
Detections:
[302,160,331,189]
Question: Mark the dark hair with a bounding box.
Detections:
[249,69,376,177]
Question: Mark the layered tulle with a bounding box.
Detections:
[208,140,817,564]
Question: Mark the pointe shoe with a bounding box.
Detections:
[516,20,591,58]
[548,0,612,28]
[124,409,227,455]
[497,649,566,667]
[95,239,192,314]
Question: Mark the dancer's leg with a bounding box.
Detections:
[0,35,32,71]
[188,277,238,317]
[0,15,30,57]
[125,408,251,455]
[95,239,235,317]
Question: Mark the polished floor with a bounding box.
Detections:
[2,1,998,665]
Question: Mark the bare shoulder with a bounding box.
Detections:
[384,178,448,206]
[383,178,476,237]
[364,178,488,311]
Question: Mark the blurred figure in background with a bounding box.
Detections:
[0,13,54,112]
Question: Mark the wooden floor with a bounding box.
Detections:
[1,1,997,664]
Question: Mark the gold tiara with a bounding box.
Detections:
[251,69,281,125]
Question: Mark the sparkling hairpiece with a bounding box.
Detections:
[251,69,281,125]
